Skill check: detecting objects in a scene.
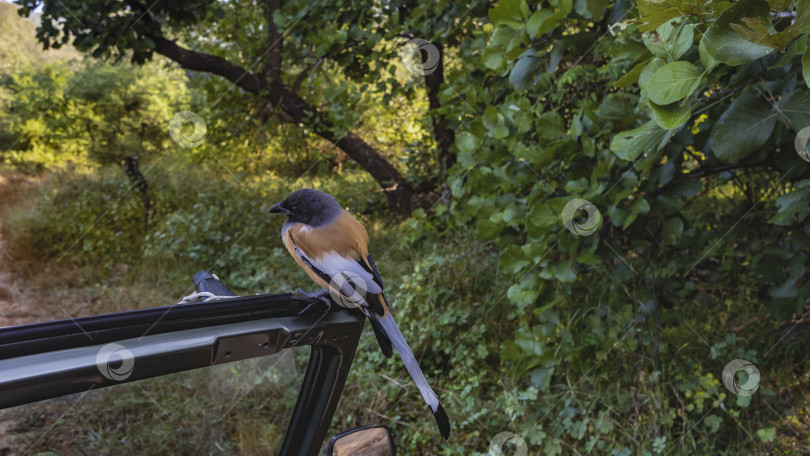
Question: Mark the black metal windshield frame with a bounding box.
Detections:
[0,285,364,456]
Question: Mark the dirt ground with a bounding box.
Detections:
[0,174,53,324]
[0,173,36,456]
[0,173,94,456]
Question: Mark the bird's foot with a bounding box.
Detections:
[294,288,331,315]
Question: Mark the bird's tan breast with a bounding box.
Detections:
[287,210,369,261]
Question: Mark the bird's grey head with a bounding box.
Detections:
[268,188,342,227]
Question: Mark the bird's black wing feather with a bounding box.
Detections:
[364,254,384,290]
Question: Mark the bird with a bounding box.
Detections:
[268,188,450,440]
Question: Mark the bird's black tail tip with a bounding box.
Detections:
[433,404,450,440]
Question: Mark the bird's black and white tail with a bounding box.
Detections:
[368,300,450,439]
[366,312,393,358]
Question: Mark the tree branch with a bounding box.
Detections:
[150,36,422,209]
[647,160,775,205]
[152,37,263,94]
[129,0,428,210]
[292,63,313,94]
[682,161,771,180]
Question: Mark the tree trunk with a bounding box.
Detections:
[423,42,456,182]
[122,156,153,224]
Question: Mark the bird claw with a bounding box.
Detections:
[296,288,327,297]
[294,288,331,315]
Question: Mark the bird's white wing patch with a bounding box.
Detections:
[300,250,383,296]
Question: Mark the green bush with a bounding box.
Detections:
[12,167,146,264]
[7,155,383,289]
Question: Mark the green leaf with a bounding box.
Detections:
[509,50,544,88]
[529,200,561,229]
[661,217,683,245]
[772,279,799,298]
[528,198,568,236]
[543,438,563,455]
[555,0,575,15]
[575,0,609,19]
[613,58,652,89]
[550,261,576,282]
[500,245,531,274]
[526,9,554,35]
[596,93,637,122]
[730,1,810,51]
[630,197,650,215]
[702,0,775,65]
[704,414,723,433]
[652,436,667,453]
[773,34,807,68]
[456,131,479,154]
[639,58,666,100]
[730,16,791,50]
[610,121,674,161]
[548,38,568,73]
[594,411,614,433]
[484,25,526,69]
[521,241,547,265]
[489,0,530,28]
[649,99,692,129]
[483,46,505,69]
[768,180,810,225]
[525,0,572,36]
[622,212,639,229]
[507,275,541,307]
[483,105,502,130]
[709,93,777,162]
[510,326,543,356]
[644,20,694,60]
[647,61,702,105]
[637,0,682,32]
[564,177,589,193]
[699,35,717,70]
[804,47,810,88]
[511,143,557,167]
[607,205,628,227]
[576,248,601,265]
[529,368,554,392]
[477,218,503,239]
[536,112,566,139]
[776,89,810,132]
[756,428,776,443]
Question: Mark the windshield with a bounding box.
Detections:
[1,348,309,455]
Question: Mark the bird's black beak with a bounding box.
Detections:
[269,203,290,216]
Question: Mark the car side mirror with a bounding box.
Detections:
[325,425,395,456]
